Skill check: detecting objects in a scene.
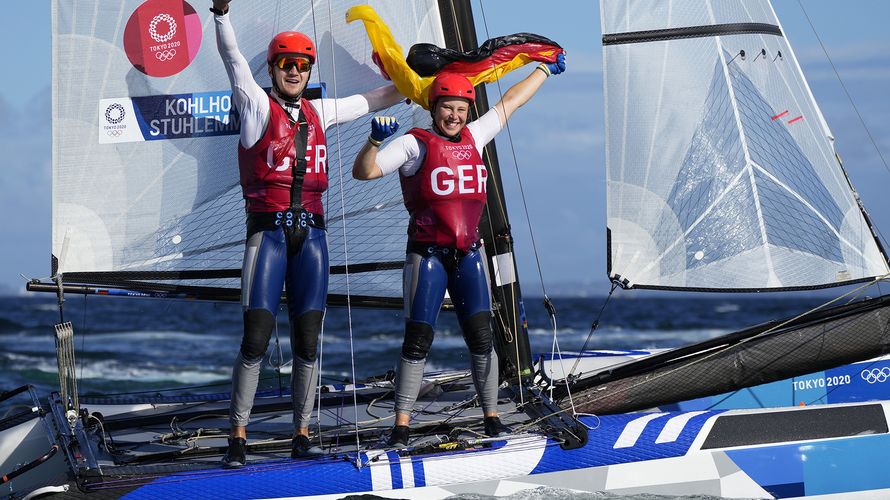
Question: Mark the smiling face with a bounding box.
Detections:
[432,97,471,137]
[269,54,311,98]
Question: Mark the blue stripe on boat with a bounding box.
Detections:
[412,456,426,487]
[532,411,714,474]
[387,451,403,488]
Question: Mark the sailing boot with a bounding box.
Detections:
[222,437,247,468]
[291,435,324,458]
[483,416,511,438]
[388,425,410,448]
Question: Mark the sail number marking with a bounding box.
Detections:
[792,375,851,391]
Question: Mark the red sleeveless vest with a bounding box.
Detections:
[238,96,328,214]
[401,128,488,251]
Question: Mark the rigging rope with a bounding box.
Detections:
[476,2,550,303]
[567,282,619,379]
[796,0,889,178]
[544,301,579,416]
[443,1,524,399]
[795,0,890,257]
[315,0,365,465]
[476,1,575,412]
[54,321,80,426]
[469,3,521,409]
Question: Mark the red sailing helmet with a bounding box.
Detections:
[428,73,475,107]
[267,31,316,64]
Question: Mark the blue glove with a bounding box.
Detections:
[370,116,399,143]
[545,53,566,76]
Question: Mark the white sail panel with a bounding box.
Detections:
[52,0,443,299]
[601,0,889,290]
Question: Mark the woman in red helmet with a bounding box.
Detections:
[353,54,566,447]
[211,0,404,466]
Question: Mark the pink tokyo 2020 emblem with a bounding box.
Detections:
[124,0,202,77]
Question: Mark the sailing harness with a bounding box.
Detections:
[407,240,481,271]
[245,105,325,254]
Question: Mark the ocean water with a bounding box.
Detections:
[0,292,831,399]
[0,293,837,499]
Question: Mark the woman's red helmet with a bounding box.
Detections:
[267,32,316,64]
[428,73,475,107]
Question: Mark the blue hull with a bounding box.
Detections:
[115,403,890,499]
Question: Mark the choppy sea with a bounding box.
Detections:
[0,293,833,398]
[0,293,838,499]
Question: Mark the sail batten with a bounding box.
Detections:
[603,22,783,46]
[603,0,889,291]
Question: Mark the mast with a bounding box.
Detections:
[436,0,533,381]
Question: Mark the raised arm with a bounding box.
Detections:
[315,84,404,130]
[491,53,565,124]
[365,84,405,113]
[213,0,270,149]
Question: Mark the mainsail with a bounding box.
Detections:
[602,0,889,291]
[45,0,532,375]
[49,0,448,304]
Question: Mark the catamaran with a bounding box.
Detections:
[4,0,890,498]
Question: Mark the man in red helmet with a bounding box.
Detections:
[352,54,566,447]
[211,0,404,466]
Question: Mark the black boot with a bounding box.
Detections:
[483,416,511,437]
[222,437,247,468]
[388,425,410,448]
[291,435,324,458]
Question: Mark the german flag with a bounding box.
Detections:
[347,6,563,109]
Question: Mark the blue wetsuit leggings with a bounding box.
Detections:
[229,225,328,430]
[395,244,500,416]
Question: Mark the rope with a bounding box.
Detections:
[476,3,550,302]
[567,282,619,378]
[796,0,889,177]
[543,300,579,416]
[474,0,547,410]
[54,321,80,425]
[794,1,890,253]
[438,2,524,401]
[313,0,364,465]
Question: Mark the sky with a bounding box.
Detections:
[0,1,888,298]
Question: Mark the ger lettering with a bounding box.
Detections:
[430,164,487,196]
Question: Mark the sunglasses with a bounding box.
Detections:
[275,56,312,72]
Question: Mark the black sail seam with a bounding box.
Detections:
[603,23,783,46]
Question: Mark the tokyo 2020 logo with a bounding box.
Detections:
[861,367,890,384]
[124,0,202,78]
[105,103,126,125]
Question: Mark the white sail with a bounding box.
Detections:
[601,0,889,290]
[51,0,443,300]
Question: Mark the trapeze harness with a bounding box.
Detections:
[230,96,329,429]
[394,127,500,416]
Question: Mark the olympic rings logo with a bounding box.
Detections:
[148,13,177,43]
[861,367,890,384]
[105,103,125,124]
[106,129,124,137]
[155,49,177,61]
[451,150,472,160]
